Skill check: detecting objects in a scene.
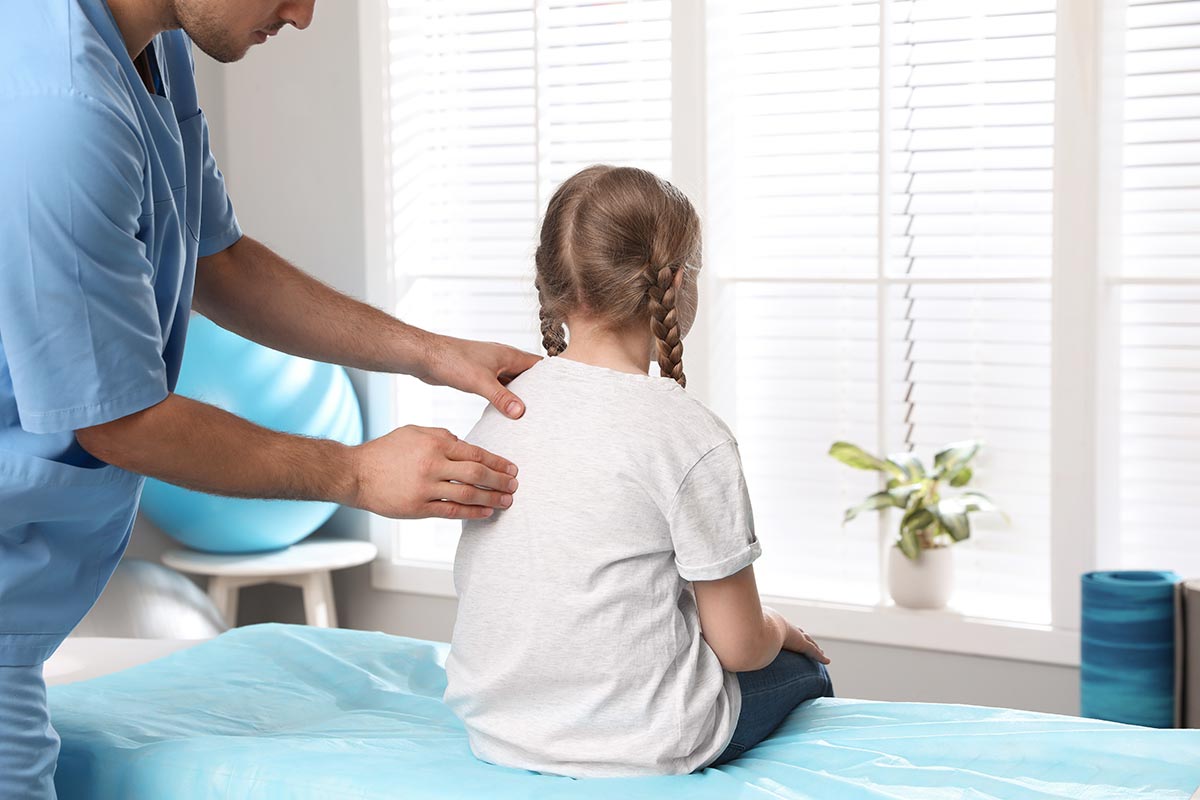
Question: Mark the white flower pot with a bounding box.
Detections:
[887,544,954,610]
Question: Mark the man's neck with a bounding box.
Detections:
[106,0,176,58]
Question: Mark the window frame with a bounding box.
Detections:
[356,0,1146,666]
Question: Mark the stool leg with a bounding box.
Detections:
[301,571,337,628]
[208,576,240,628]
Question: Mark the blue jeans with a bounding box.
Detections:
[707,650,834,767]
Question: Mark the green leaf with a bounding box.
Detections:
[901,506,935,535]
[886,451,926,482]
[829,442,905,479]
[955,492,994,512]
[887,483,922,508]
[947,466,973,487]
[935,503,971,542]
[958,492,1011,523]
[843,490,902,524]
[898,528,921,560]
[933,440,982,476]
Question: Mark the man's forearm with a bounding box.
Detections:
[76,393,359,504]
[194,235,433,376]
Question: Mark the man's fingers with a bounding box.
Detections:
[489,382,526,420]
[438,458,517,493]
[439,482,512,510]
[421,501,496,520]
[497,348,542,382]
[445,439,519,480]
[407,425,457,442]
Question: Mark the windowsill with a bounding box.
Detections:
[370,559,1081,667]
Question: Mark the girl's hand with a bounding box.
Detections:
[418,335,541,420]
[784,625,831,665]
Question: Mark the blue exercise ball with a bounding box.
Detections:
[140,315,363,554]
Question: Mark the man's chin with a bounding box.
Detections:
[190,36,252,64]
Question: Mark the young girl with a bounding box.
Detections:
[444,165,833,778]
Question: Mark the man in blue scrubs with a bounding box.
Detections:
[0,1,538,795]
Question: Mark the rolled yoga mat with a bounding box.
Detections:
[1081,570,1179,728]
[1178,579,1200,728]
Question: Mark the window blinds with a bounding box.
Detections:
[887,0,1054,623]
[708,0,1055,622]
[385,0,672,563]
[707,0,884,605]
[377,1,1198,623]
[1118,0,1200,576]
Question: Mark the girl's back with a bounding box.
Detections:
[444,355,759,777]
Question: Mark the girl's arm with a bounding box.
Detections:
[694,565,831,672]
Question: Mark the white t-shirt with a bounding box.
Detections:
[444,356,761,777]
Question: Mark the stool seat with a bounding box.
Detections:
[163,539,377,578]
[162,538,377,629]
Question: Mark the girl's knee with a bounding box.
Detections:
[782,651,833,700]
[817,662,835,698]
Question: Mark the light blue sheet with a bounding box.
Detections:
[49,624,1200,799]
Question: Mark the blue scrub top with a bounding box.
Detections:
[0,0,242,665]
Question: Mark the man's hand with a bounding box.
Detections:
[783,623,831,664]
[77,397,520,523]
[350,425,519,519]
[419,336,541,420]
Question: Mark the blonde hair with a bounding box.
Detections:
[535,165,701,387]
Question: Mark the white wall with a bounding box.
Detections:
[336,578,1081,713]
[159,3,1083,714]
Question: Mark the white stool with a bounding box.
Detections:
[162,538,377,628]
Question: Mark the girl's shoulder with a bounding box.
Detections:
[474,356,736,455]
[658,388,739,455]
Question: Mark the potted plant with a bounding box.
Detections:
[828,440,1005,610]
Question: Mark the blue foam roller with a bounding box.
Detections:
[139,315,363,554]
[1080,570,1179,728]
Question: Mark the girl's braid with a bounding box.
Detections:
[537,282,568,357]
[647,263,686,387]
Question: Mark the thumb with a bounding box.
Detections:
[488,383,526,420]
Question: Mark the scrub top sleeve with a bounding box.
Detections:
[0,94,169,435]
[195,109,242,257]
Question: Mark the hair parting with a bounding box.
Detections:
[534,165,701,387]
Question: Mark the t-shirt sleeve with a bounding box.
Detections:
[195,108,241,257]
[668,440,761,582]
[0,94,169,434]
